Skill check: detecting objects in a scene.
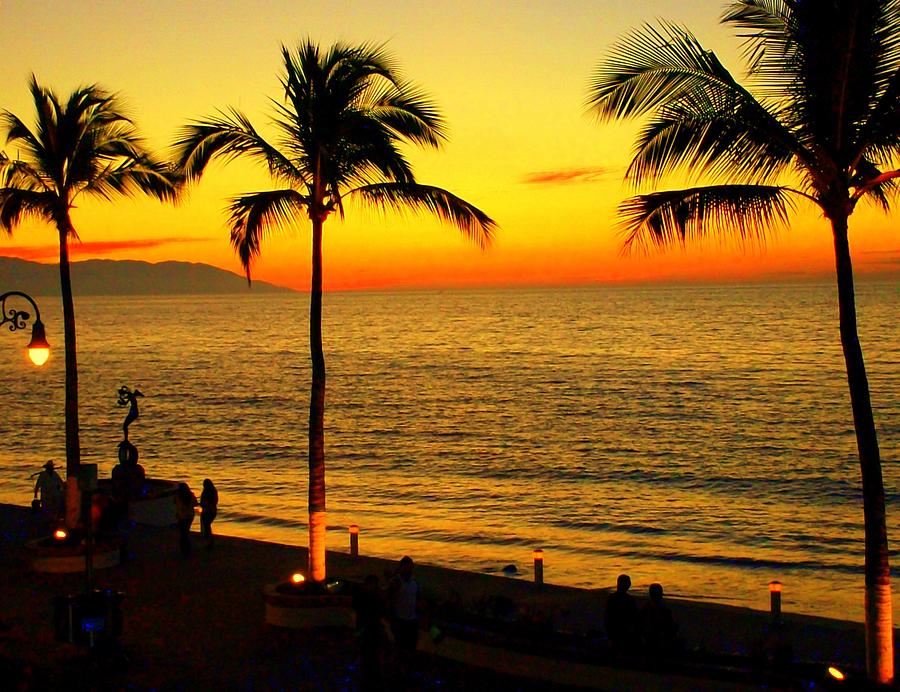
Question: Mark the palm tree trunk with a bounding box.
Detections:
[57,223,82,530]
[832,213,893,684]
[308,213,327,583]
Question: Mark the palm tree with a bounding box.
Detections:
[588,0,899,683]
[0,77,181,527]
[174,41,495,585]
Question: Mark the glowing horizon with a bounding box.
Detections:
[0,0,897,291]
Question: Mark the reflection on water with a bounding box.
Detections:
[0,282,897,621]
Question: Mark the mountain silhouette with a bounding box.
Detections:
[0,257,294,296]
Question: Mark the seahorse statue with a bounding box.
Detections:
[117,385,144,441]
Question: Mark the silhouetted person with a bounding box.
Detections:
[33,460,64,523]
[389,556,421,651]
[353,574,387,689]
[641,582,679,658]
[175,482,198,556]
[387,555,422,682]
[200,478,218,549]
[604,573,639,652]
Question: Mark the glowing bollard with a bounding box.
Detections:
[769,580,782,625]
[349,524,359,558]
[533,549,544,588]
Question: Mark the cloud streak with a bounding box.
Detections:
[521,166,611,185]
[0,237,210,262]
[858,249,900,268]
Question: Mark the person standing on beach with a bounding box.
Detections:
[199,478,218,549]
[604,573,639,653]
[640,582,678,658]
[175,482,198,556]
[388,555,422,670]
[33,460,64,523]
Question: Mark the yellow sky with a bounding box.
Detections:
[0,0,897,290]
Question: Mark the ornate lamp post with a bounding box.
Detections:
[1,290,50,365]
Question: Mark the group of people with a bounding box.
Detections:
[175,479,218,555]
[352,555,423,689]
[604,573,679,657]
[33,460,219,557]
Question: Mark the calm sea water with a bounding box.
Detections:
[0,282,897,623]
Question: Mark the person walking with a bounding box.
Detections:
[199,478,218,549]
[33,460,64,523]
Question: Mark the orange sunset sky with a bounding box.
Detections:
[0,0,897,291]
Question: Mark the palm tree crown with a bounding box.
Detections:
[588,0,900,247]
[174,40,495,584]
[1,76,178,230]
[176,41,494,276]
[588,1,899,684]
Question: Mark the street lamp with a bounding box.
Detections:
[1,290,50,365]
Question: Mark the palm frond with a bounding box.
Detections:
[628,87,796,186]
[173,110,302,185]
[348,183,496,249]
[227,189,308,280]
[588,21,737,122]
[0,153,48,192]
[722,1,798,94]
[619,184,794,251]
[0,188,56,233]
[365,83,447,148]
[84,154,182,203]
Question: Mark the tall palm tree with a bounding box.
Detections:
[174,41,496,585]
[0,77,181,527]
[588,0,898,683]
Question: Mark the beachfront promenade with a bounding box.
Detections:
[0,502,882,690]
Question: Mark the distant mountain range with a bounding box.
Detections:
[0,257,294,295]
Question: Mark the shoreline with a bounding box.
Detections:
[1,501,891,689]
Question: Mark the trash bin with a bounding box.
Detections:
[53,588,123,648]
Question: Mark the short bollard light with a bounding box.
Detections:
[349,524,359,558]
[533,549,544,587]
[769,580,782,625]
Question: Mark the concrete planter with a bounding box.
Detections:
[262,583,355,629]
[28,536,123,574]
[97,478,181,527]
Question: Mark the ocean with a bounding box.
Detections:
[0,281,897,623]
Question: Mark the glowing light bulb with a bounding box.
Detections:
[28,347,50,366]
[827,666,845,681]
[26,320,50,366]
[54,529,67,540]
[291,572,306,584]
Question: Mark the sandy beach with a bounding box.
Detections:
[0,502,888,690]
